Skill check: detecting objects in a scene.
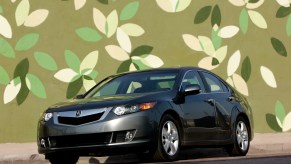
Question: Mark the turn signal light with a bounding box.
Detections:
[139,102,156,110]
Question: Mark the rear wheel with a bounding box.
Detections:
[225,117,250,156]
[46,153,79,164]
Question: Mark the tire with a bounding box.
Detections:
[152,114,181,161]
[47,153,79,164]
[225,116,250,156]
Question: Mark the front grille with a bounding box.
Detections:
[58,112,104,125]
[49,133,112,148]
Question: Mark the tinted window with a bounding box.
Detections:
[86,71,178,98]
[202,72,226,93]
[181,71,204,92]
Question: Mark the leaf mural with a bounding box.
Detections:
[131,45,154,56]
[24,9,49,27]
[155,0,191,13]
[74,0,86,10]
[287,14,291,36]
[117,28,132,53]
[240,8,249,33]
[0,37,15,58]
[64,50,80,72]
[120,1,139,20]
[93,9,118,38]
[75,27,102,42]
[194,6,212,24]
[3,77,21,104]
[276,0,291,7]
[232,73,249,96]
[248,10,267,29]
[211,27,222,49]
[120,23,144,37]
[260,66,277,88]
[218,26,240,38]
[275,100,286,126]
[271,37,287,57]
[0,65,10,85]
[25,73,46,98]
[54,68,79,83]
[211,5,221,26]
[276,6,291,18]
[15,0,30,26]
[241,56,251,82]
[34,52,58,71]
[266,113,282,132]
[105,45,130,61]
[15,33,39,51]
[98,0,108,5]
[66,77,83,99]
[182,34,203,51]
[0,15,12,38]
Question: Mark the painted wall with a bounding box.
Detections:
[0,0,291,143]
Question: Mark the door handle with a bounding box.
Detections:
[206,99,215,105]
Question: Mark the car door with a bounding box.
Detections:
[200,71,235,140]
[180,70,217,142]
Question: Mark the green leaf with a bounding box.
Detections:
[131,45,153,56]
[266,113,282,132]
[211,5,221,26]
[211,57,219,66]
[276,6,291,18]
[287,14,291,36]
[275,100,286,125]
[194,6,212,24]
[84,69,98,80]
[0,65,10,85]
[34,52,58,71]
[0,5,3,13]
[15,33,39,51]
[132,59,151,70]
[0,37,15,58]
[120,1,139,21]
[271,37,287,57]
[211,28,222,49]
[14,58,29,79]
[25,73,47,98]
[76,27,102,42]
[241,56,251,82]
[248,0,259,3]
[64,50,80,72]
[117,60,131,73]
[239,8,248,34]
[98,0,108,4]
[66,77,83,99]
[16,78,29,105]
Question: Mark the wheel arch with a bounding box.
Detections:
[231,108,253,141]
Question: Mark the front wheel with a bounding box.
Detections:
[152,114,181,161]
[225,117,250,156]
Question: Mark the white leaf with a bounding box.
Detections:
[260,66,277,88]
[233,73,249,96]
[198,36,215,56]
[141,55,164,68]
[276,116,283,129]
[175,0,191,12]
[0,15,12,38]
[248,10,267,29]
[15,0,30,26]
[3,77,21,104]
[170,0,179,12]
[105,45,130,61]
[276,0,290,7]
[156,0,175,12]
[117,28,132,53]
[80,51,99,73]
[11,0,17,3]
[24,9,49,27]
[54,68,79,83]
[214,46,228,63]
[228,0,246,6]
[246,0,264,9]
[198,57,219,70]
[282,112,291,132]
[227,50,241,76]
[106,10,118,38]
[226,77,234,87]
[83,79,96,91]
[218,26,239,38]
[182,34,203,51]
[93,8,106,34]
[120,23,144,37]
[129,63,137,71]
[74,0,86,10]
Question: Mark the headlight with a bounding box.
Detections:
[42,113,53,121]
[112,102,156,116]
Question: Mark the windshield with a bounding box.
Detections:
[85,71,179,98]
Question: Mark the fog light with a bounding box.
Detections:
[125,131,135,142]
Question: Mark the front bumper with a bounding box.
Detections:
[37,107,157,156]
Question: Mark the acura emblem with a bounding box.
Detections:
[76,110,82,117]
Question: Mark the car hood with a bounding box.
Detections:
[46,91,175,112]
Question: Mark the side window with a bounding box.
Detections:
[202,72,226,93]
[127,81,142,93]
[181,71,204,92]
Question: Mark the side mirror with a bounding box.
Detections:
[184,84,201,96]
[74,94,84,99]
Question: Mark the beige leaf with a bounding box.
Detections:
[93,8,106,34]
[24,9,49,27]
[105,45,130,61]
[227,50,241,76]
[74,0,86,10]
[182,34,203,51]
[233,73,249,96]
[198,57,219,70]
[0,15,12,38]
[116,28,132,53]
[260,66,277,88]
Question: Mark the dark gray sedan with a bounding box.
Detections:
[37,67,253,163]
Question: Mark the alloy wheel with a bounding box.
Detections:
[161,121,179,156]
[236,121,249,151]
